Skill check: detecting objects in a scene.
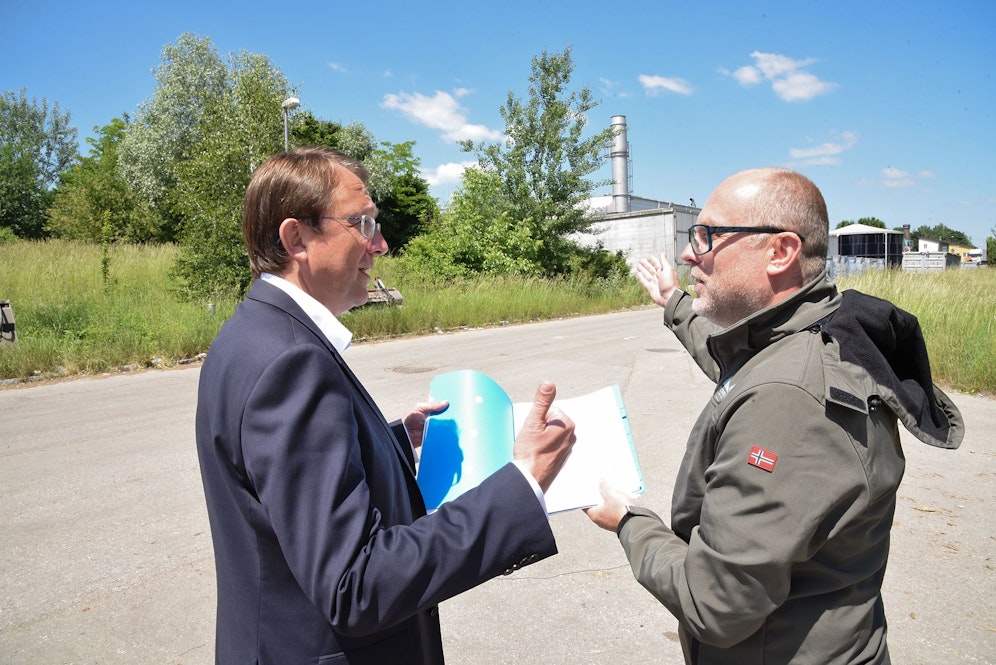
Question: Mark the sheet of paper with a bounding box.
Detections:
[513,385,644,513]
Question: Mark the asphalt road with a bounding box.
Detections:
[1,308,993,664]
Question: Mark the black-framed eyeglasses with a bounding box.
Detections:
[687,224,805,256]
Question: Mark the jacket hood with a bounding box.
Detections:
[823,289,964,449]
[707,272,964,450]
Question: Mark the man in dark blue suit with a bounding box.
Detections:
[196,147,576,664]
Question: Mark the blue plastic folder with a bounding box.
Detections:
[416,370,644,514]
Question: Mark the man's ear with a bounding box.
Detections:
[278,218,309,262]
[766,232,804,277]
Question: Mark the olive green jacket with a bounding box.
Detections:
[620,273,963,665]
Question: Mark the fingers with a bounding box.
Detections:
[404,400,449,449]
[525,381,557,424]
[417,400,449,416]
[635,253,680,307]
[529,382,573,439]
[600,480,635,504]
[512,381,576,493]
[583,481,634,532]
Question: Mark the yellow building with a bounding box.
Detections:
[948,242,981,263]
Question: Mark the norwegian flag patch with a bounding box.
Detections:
[747,446,778,473]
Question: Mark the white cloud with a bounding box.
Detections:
[772,71,836,102]
[788,131,858,165]
[328,62,347,73]
[421,161,477,187]
[881,167,914,188]
[728,51,836,102]
[382,90,502,143]
[639,74,693,96]
[751,52,815,79]
[732,66,762,86]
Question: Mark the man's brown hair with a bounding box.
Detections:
[243,147,369,279]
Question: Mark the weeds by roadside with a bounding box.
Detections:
[2,240,992,394]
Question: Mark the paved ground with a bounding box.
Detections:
[1,308,993,664]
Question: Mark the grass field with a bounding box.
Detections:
[0,241,647,382]
[834,268,995,395]
[1,240,993,394]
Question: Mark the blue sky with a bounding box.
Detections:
[3,1,994,245]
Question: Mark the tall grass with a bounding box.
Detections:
[0,240,238,380]
[0,241,646,382]
[343,261,648,340]
[1,240,992,393]
[835,269,996,394]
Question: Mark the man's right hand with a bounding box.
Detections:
[512,382,576,493]
[635,253,680,308]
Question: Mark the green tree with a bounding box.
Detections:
[914,223,971,246]
[118,33,228,241]
[292,115,438,252]
[986,228,995,265]
[291,112,387,199]
[403,168,541,278]
[291,111,342,148]
[857,217,886,228]
[172,49,289,298]
[458,46,616,276]
[371,141,439,251]
[0,88,78,238]
[47,117,159,242]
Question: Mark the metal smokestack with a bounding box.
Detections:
[610,115,630,213]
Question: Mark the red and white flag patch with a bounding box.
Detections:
[747,446,778,473]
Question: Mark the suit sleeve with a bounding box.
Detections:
[241,343,556,637]
[619,383,869,647]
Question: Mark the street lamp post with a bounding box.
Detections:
[282,97,300,152]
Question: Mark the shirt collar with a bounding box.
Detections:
[260,273,353,352]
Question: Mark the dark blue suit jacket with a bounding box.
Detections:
[196,280,556,664]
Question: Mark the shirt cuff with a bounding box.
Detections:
[512,460,548,516]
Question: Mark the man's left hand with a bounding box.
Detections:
[403,400,449,449]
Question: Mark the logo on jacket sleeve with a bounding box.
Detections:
[747,446,778,472]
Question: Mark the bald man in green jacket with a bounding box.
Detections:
[586,168,963,665]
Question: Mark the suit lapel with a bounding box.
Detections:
[247,280,420,479]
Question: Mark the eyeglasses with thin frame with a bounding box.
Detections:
[313,214,381,240]
[276,215,380,246]
[687,224,805,256]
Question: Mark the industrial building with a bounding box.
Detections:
[828,223,906,266]
[578,116,983,275]
[825,223,907,276]
[575,116,700,271]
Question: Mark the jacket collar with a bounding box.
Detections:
[245,280,424,475]
[259,273,353,352]
[706,271,840,381]
[703,271,964,450]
